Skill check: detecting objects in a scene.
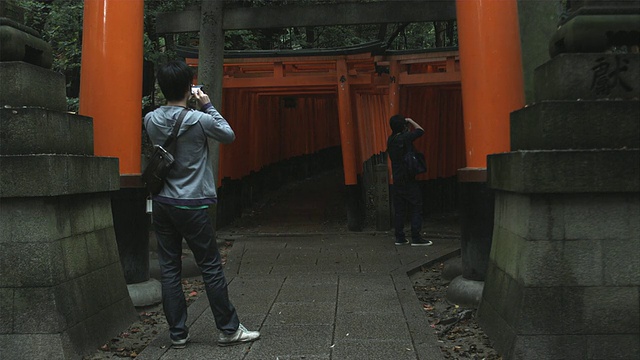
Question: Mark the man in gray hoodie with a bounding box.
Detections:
[144,60,260,349]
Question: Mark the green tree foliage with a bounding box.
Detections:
[22,0,83,109]
[20,0,456,111]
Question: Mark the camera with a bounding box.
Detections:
[191,85,203,94]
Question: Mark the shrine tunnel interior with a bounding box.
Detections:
[214,85,465,229]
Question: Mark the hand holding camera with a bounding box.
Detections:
[190,85,210,108]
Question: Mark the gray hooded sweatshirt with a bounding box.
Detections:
[143,104,235,206]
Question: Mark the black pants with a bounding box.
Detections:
[392,180,423,242]
[152,202,239,341]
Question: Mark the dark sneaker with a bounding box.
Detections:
[218,324,260,347]
[395,239,409,246]
[411,239,433,246]
[171,334,190,349]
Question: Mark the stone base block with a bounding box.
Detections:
[488,149,639,194]
[1,192,137,358]
[0,61,67,111]
[0,154,119,198]
[550,14,640,57]
[0,107,94,156]
[0,297,136,360]
[479,190,640,360]
[0,24,53,68]
[510,100,640,151]
[534,53,640,101]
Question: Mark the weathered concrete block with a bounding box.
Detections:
[520,240,603,287]
[630,194,640,240]
[563,193,633,240]
[602,239,640,285]
[0,61,66,111]
[54,279,88,329]
[67,195,97,236]
[488,149,640,193]
[550,14,640,56]
[510,100,640,151]
[60,235,90,279]
[587,334,640,359]
[477,276,517,357]
[0,24,53,68]
[0,288,12,334]
[0,197,71,243]
[534,53,640,101]
[493,192,530,240]
[0,155,119,197]
[85,229,119,270]
[481,264,523,329]
[0,333,66,360]
[493,192,567,242]
[0,107,93,155]
[489,226,526,281]
[105,262,135,304]
[512,335,586,360]
[517,287,564,334]
[564,287,639,335]
[527,195,566,241]
[92,194,115,230]
[80,270,112,318]
[13,287,64,333]
[1,240,66,287]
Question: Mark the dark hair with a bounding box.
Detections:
[389,114,407,133]
[157,61,193,101]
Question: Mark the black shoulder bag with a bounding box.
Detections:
[403,140,427,178]
[142,108,189,195]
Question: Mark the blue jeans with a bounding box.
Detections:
[152,202,239,340]
[392,181,423,242]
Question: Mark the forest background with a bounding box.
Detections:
[20,0,458,113]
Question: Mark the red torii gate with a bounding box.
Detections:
[185,50,464,186]
[78,0,523,185]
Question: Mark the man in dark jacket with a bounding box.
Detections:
[387,114,432,246]
[144,60,260,348]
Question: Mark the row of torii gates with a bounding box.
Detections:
[78,0,524,227]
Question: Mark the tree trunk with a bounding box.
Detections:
[199,1,224,231]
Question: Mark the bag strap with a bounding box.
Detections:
[162,108,189,149]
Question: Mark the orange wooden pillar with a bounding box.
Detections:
[336,59,363,230]
[79,0,144,178]
[78,0,151,289]
[456,0,524,169]
[455,0,525,283]
[336,59,358,185]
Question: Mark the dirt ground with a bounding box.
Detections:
[411,257,502,360]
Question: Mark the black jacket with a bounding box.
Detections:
[387,128,424,182]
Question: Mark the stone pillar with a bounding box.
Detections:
[478,2,640,358]
[0,2,137,358]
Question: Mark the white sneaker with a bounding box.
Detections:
[218,324,260,347]
[171,334,190,349]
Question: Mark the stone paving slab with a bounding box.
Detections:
[138,233,459,360]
